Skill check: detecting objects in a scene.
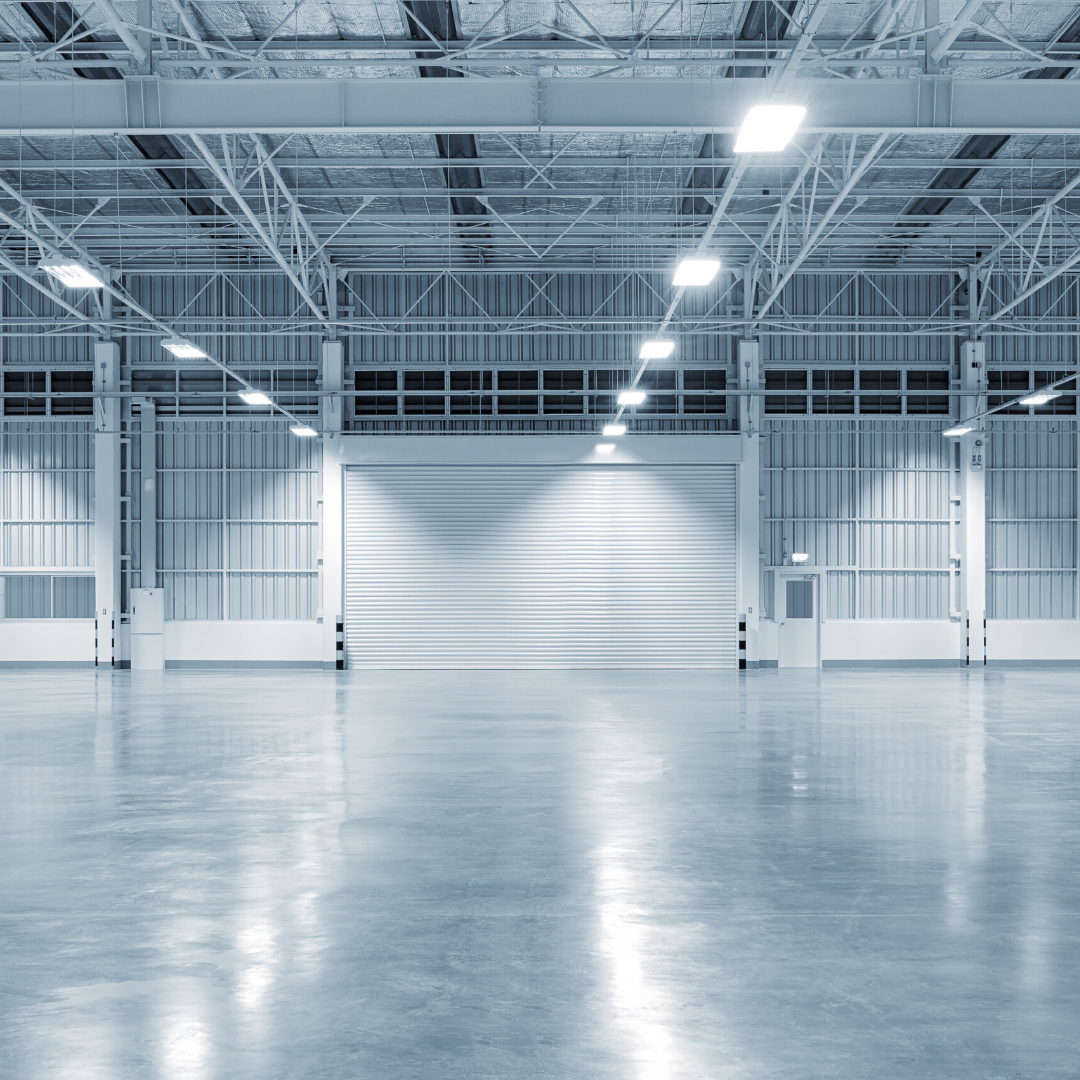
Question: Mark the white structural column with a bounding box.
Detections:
[737,339,762,667]
[960,340,987,665]
[140,400,156,589]
[321,341,344,434]
[321,341,344,669]
[95,342,121,666]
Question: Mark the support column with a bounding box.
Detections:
[139,400,156,589]
[136,0,153,74]
[925,0,942,73]
[321,339,344,434]
[960,340,987,666]
[738,339,762,668]
[95,341,120,667]
[321,340,344,669]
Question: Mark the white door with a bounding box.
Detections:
[779,575,820,668]
[344,463,737,668]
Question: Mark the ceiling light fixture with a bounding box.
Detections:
[618,390,646,406]
[791,553,810,565]
[595,443,616,454]
[1019,390,1062,406]
[942,425,973,437]
[239,391,273,406]
[39,256,105,289]
[734,104,807,153]
[639,340,675,360]
[602,423,626,436]
[673,257,721,287]
[290,425,318,437]
[161,337,207,359]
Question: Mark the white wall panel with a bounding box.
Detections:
[345,463,737,668]
[763,419,952,620]
[158,422,320,620]
[986,422,1078,619]
[0,426,93,571]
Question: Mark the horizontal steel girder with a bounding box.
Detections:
[0,156,1073,172]
[3,76,1080,137]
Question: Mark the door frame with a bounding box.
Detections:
[775,570,822,669]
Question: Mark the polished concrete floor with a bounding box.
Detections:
[0,668,1077,1079]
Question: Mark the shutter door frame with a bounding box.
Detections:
[345,462,737,669]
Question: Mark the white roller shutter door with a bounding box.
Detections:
[344,464,736,668]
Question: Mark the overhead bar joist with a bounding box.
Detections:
[3,76,1080,137]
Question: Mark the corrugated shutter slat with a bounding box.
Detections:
[345,464,736,668]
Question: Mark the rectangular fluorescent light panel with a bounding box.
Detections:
[239,391,273,406]
[734,105,807,153]
[595,443,616,454]
[618,391,646,406]
[943,425,973,437]
[40,257,104,289]
[791,553,810,565]
[673,257,721,287]
[639,340,675,360]
[602,424,626,436]
[161,337,207,359]
[1019,390,1061,406]
[291,426,318,437]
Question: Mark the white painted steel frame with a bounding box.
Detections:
[5,78,1080,136]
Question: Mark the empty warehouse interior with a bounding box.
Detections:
[2,1,1080,1076]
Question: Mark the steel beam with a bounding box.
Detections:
[4,76,1080,136]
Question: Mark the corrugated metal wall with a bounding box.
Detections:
[1,269,1079,628]
[158,422,321,621]
[346,271,731,366]
[763,419,955,620]
[2,424,94,569]
[1,423,94,617]
[986,421,1079,619]
[124,275,321,367]
[761,274,955,365]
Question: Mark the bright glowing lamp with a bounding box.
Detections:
[161,337,207,359]
[602,423,626,436]
[1019,390,1061,406]
[290,425,318,437]
[791,553,809,565]
[639,340,675,360]
[734,105,806,153]
[39,256,104,289]
[618,390,646,406]
[943,425,973,437]
[239,391,273,406]
[673,257,721,287]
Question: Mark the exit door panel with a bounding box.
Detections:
[779,575,820,668]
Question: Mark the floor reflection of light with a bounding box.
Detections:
[236,964,274,1011]
[235,920,278,1014]
[597,851,677,1080]
[946,682,987,926]
[161,1016,210,1079]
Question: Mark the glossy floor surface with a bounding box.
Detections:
[1,669,1078,1079]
